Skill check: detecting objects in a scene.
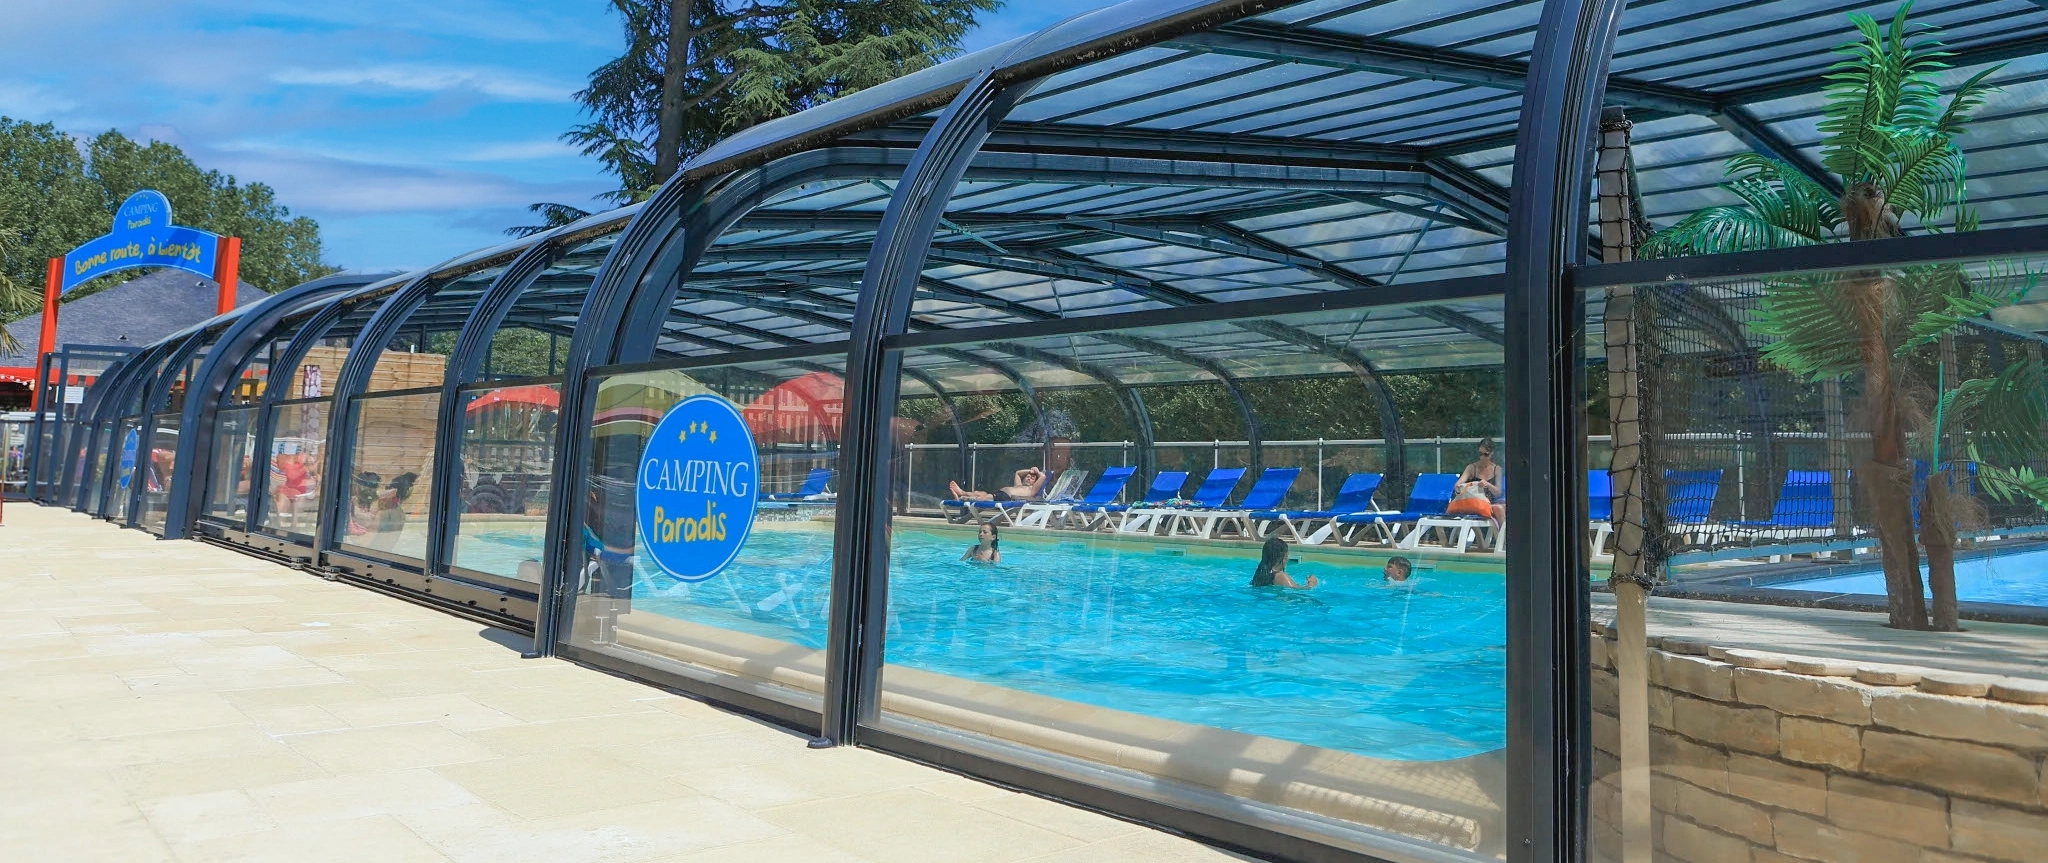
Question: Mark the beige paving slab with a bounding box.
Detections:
[1,504,1245,863]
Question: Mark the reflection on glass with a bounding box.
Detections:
[564,362,843,710]
[205,407,258,522]
[878,309,1508,855]
[338,392,440,561]
[450,383,561,581]
[258,400,328,537]
[138,412,181,531]
[108,418,140,521]
[1,419,29,497]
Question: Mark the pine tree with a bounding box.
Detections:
[551,0,999,211]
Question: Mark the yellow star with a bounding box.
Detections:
[708,429,717,443]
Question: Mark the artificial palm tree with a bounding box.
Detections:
[1643,2,2040,631]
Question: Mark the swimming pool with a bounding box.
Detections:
[1776,545,2048,607]
[463,523,1507,761]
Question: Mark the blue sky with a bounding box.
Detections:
[0,0,1110,271]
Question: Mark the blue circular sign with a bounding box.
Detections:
[635,394,760,582]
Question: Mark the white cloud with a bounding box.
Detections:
[272,64,574,102]
[454,138,580,161]
[195,144,607,214]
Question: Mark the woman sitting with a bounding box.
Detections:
[1447,437,1504,523]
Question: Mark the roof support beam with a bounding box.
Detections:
[1711,106,1842,196]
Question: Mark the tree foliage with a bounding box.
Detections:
[1642,3,2027,631]
[559,0,998,208]
[0,118,337,348]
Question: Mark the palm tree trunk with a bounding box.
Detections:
[1921,468,1959,630]
[1854,274,1929,629]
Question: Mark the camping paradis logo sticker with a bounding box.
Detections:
[636,394,759,582]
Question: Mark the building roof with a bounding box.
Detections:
[0,269,267,367]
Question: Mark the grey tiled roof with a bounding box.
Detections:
[1,269,267,367]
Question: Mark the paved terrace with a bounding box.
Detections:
[0,504,1248,863]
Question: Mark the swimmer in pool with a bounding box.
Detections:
[961,522,1002,564]
[1251,535,1317,589]
[1384,555,1413,582]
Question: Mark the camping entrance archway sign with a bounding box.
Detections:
[27,190,243,409]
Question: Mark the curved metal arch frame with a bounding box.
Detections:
[240,284,404,536]
[830,52,1043,742]
[313,273,449,560]
[67,350,144,511]
[540,146,925,653]
[424,236,586,579]
[1502,0,1628,858]
[127,320,242,526]
[897,367,970,487]
[92,341,186,518]
[164,274,383,540]
[977,340,1156,482]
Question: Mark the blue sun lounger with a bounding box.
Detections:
[1070,470,1187,531]
[1120,467,1246,534]
[1331,473,1459,546]
[1248,472,1386,544]
[1015,467,1135,529]
[1168,467,1302,538]
[1703,470,1840,547]
[762,467,833,501]
[1661,468,1723,547]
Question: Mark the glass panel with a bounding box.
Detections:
[79,421,108,508]
[137,412,181,532]
[564,357,845,712]
[337,392,441,562]
[258,400,329,538]
[206,406,259,523]
[1588,254,2048,863]
[877,303,1507,856]
[107,418,140,521]
[450,382,561,582]
[1,419,28,496]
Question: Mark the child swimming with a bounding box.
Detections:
[1384,556,1413,582]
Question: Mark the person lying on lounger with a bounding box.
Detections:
[948,466,1045,502]
[1251,536,1318,589]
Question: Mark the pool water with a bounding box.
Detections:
[1778,546,2048,607]
[467,523,1508,761]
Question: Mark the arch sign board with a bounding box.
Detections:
[63,191,222,292]
[635,394,760,582]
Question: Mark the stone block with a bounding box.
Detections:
[1594,709,1619,755]
[1861,730,2040,807]
[1661,813,1757,863]
[1785,657,1857,677]
[1674,694,1780,755]
[1826,774,1950,848]
[1724,649,1789,670]
[1728,753,1826,815]
[1591,636,1610,671]
[1854,665,1923,687]
[1592,664,1619,714]
[1949,798,2048,863]
[1917,672,1999,698]
[1662,637,1711,656]
[1735,667,1874,725]
[1989,678,2048,706]
[1653,731,1729,793]
[1650,685,1675,731]
[1654,652,1735,700]
[1781,717,1861,771]
[1773,811,1924,863]
[1674,782,1774,844]
[1870,690,2048,750]
[1751,852,1805,863]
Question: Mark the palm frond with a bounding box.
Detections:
[1971,450,2048,510]
[1643,206,1821,257]
[1943,360,2048,463]
[1935,65,2004,137]
[1753,274,1866,380]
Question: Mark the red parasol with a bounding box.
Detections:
[743,372,845,445]
[466,384,560,414]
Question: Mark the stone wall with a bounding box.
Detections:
[1589,628,2048,863]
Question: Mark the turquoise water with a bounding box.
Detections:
[1778,546,2048,607]
[468,524,1507,761]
